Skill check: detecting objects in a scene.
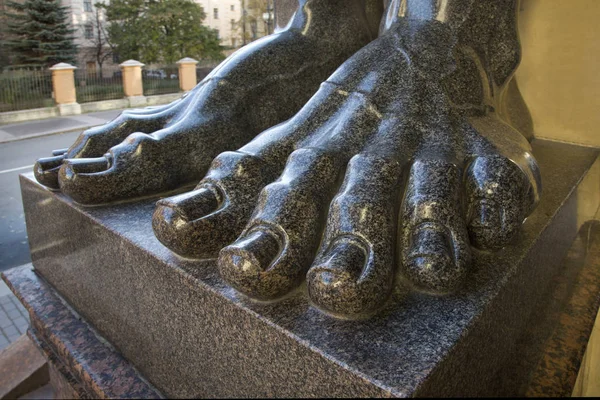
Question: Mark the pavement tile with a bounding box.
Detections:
[7,334,21,343]
[7,309,21,319]
[2,325,18,337]
[0,313,11,329]
[0,282,11,297]
[1,301,16,311]
[0,295,11,305]
[13,316,27,329]
[16,323,29,334]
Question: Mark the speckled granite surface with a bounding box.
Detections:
[1,265,162,399]
[17,139,600,397]
[523,220,600,397]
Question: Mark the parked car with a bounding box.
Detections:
[144,69,167,79]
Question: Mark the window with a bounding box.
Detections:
[215,29,220,39]
[230,4,234,11]
[213,8,219,19]
[86,62,97,74]
[83,0,92,12]
[84,24,93,39]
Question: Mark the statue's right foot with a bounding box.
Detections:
[153,16,541,318]
[34,0,378,204]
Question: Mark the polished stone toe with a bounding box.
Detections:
[465,155,538,250]
[218,228,284,300]
[51,148,69,156]
[403,223,464,293]
[152,187,228,257]
[307,239,378,317]
[65,157,111,174]
[400,160,471,293]
[34,154,65,189]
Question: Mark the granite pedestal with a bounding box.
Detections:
[5,139,600,397]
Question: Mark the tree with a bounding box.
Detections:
[3,0,77,67]
[80,3,113,71]
[100,0,224,64]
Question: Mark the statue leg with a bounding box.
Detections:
[154,0,542,318]
[33,0,377,204]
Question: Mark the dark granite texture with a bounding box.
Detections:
[1,265,163,399]
[34,0,376,203]
[18,140,600,397]
[521,220,600,397]
[28,331,91,399]
[154,0,541,317]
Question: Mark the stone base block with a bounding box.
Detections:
[57,103,82,116]
[12,139,600,397]
[2,265,162,399]
[127,95,148,107]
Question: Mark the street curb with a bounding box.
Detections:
[0,125,103,145]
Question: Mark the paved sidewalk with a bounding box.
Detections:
[0,109,123,144]
[0,276,28,351]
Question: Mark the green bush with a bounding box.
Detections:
[76,83,124,103]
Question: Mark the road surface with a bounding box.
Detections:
[0,131,82,271]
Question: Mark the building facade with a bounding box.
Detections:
[194,0,243,48]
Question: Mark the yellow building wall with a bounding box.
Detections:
[517,0,600,147]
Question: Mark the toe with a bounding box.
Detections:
[465,156,538,250]
[153,187,221,256]
[307,153,402,317]
[52,148,69,156]
[153,151,277,258]
[403,222,460,292]
[58,132,158,204]
[218,228,283,299]
[34,155,65,189]
[400,159,470,293]
[219,148,343,300]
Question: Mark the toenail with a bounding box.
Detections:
[68,158,110,174]
[52,148,69,156]
[407,224,453,262]
[404,224,459,292]
[37,155,64,171]
[157,186,220,222]
[311,239,368,282]
[221,229,281,273]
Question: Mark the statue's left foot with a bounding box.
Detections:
[153,25,542,318]
[40,0,378,204]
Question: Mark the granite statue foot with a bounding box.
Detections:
[34,99,189,189]
[33,0,378,204]
[154,2,542,318]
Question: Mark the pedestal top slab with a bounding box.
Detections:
[18,139,600,397]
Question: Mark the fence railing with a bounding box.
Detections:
[196,60,220,82]
[75,65,124,103]
[0,58,221,115]
[142,65,180,96]
[0,68,54,112]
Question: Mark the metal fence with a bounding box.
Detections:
[0,68,54,112]
[75,65,124,103]
[196,60,220,82]
[143,65,180,96]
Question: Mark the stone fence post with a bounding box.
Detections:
[119,59,146,107]
[177,57,199,92]
[49,63,81,116]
